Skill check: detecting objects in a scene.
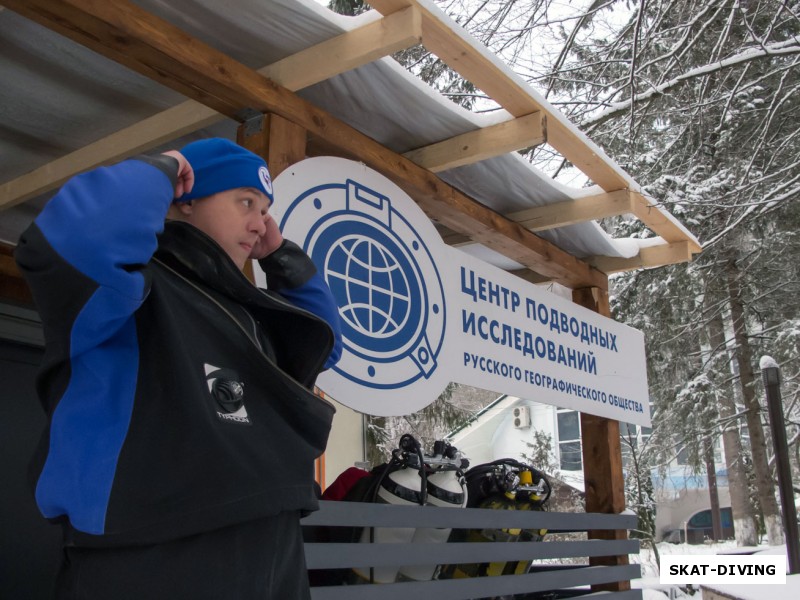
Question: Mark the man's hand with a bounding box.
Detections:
[162,150,195,198]
[249,213,284,260]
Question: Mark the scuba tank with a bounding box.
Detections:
[396,440,469,582]
[440,459,551,580]
[506,469,551,575]
[351,435,469,584]
[352,434,423,584]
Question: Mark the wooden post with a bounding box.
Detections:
[235,113,307,282]
[572,285,631,592]
[0,244,34,307]
[236,115,333,489]
[236,113,307,179]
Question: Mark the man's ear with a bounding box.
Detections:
[166,201,192,221]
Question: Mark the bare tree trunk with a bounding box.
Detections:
[706,307,759,546]
[704,438,723,541]
[727,260,784,545]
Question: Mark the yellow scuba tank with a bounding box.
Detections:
[482,469,549,577]
[439,459,551,580]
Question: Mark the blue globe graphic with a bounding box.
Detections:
[326,235,411,340]
[281,179,447,392]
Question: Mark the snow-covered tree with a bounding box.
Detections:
[327,0,800,544]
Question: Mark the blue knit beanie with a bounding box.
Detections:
[178,138,274,203]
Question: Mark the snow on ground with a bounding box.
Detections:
[630,541,799,599]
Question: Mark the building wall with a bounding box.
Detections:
[491,401,556,463]
[655,485,732,541]
[0,339,61,600]
[447,393,736,540]
[448,396,517,465]
[322,400,365,488]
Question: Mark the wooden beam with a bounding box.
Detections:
[434,226,554,281]
[0,6,422,209]
[403,112,545,172]
[506,189,633,232]
[6,0,605,288]
[589,241,693,274]
[415,187,607,289]
[0,277,34,307]
[369,0,702,255]
[572,285,630,593]
[236,113,308,283]
[0,244,34,306]
[236,113,307,180]
[508,268,552,284]
[631,192,702,253]
[0,254,22,280]
[369,0,630,191]
[263,6,422,92]
[434,224,472,247]
[0,102,221,210]
[448,191,691,273]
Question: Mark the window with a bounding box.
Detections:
[688,508,733,530]
[557,410,582,471]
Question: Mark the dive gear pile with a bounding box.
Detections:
[440,458,552,580]
[317,434,552,586]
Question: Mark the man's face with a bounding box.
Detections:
[180,187,271,270]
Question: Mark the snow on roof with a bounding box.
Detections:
[0,0,699,277]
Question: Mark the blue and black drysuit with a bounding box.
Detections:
[15,154,343,598]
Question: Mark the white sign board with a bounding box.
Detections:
[270,157,650,426]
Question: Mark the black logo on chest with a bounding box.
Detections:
[204,364,251,425]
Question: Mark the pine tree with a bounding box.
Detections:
[329,1,800,542]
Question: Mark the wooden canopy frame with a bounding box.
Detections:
[0,0,702,592]
[0,0,700,289]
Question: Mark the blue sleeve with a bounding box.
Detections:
[17,157,177,357]
[14,157,177,534]
[35,157,176,300]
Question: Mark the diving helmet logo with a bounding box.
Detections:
[204,364,251,425]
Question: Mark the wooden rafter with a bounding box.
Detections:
[631,192,698,249]
[0,102,220,210]
[445,189,697,274]
[507,189,698,249]
[403,112,546,172]
[0,0,701,281]
[3,0,607,289]
[0,6,423,210]
[506,190,632,232]
[265,6,422,91]
[0,253,21,280]
[589,241,693,273]
[369,0,629,189]
[435,225,472,247]
[369,0,701,255]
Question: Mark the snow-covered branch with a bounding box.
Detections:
[582,35,800,127]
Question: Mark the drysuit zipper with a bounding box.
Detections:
[153,257,335,410]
